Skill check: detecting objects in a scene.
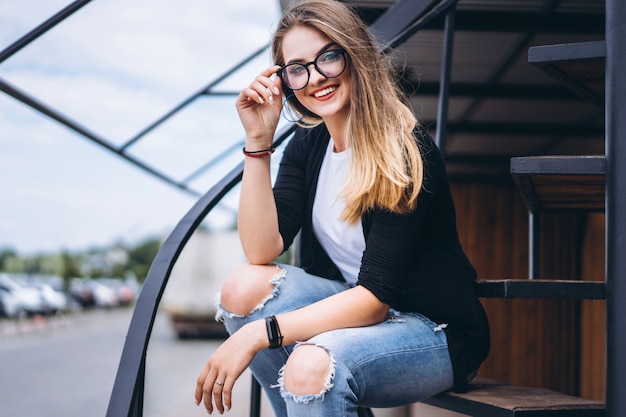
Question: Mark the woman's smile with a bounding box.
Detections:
[311,84,338,100]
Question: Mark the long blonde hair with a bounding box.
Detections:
[272,0,423,224]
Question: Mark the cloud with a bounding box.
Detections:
[0,0,281,253]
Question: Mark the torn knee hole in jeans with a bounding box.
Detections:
[275,342,336,404]
[215,264,286,322]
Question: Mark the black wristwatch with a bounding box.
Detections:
[265,315,284,349]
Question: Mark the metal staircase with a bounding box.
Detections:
[1,0,623,416]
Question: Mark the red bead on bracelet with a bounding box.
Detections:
[242,146,275,158]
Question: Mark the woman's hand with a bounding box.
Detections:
[236,65,283,147]
[195,321,266,414]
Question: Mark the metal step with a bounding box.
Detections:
[423,378,605,417]
[529,40,605,107]
[511,155,605,212]
[476,279,605,300]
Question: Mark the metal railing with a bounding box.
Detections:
[0,0,266,198]
[104,122,296,417]
[4,0,614,416]
[103,1,459,416]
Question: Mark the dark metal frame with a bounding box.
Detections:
[605,1,625,416]
[103,1,461,416]
[104,123,296,417]
[0,1,267,198]
[102,0,624,415]
[1,0,623,416]
[528,40,606,108]
[511,155,607,278]
[0,0,92,64]
[1,0,607,198]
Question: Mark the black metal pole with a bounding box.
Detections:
[0,0,92,64]
[129,358,145,417]
[435,5,456,152]
[0,77,201,198]
[120,44,269,151]
[529,211,541,279]
[377,0,458,53]
[182,140,245,184]
[104,124,296,417]
[249,377,262,417]
[605,0,626,416]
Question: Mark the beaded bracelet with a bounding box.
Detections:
[242,146,275,158]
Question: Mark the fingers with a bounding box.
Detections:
[202,367,219,413]
[222,376,234,412]
[195,366,234,414]
[240,66,282,105]
[195,364,207,405]
[212,375,231,414]
[195,365,210,410]
[203,377,215,414]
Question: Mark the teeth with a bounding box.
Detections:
[314,86,336,97]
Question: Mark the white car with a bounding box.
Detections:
[0,274,44,318]
[36,283,68,314]
[86,280,119,308]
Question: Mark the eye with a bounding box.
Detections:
[286,64,306,76]
[319,49,342,63]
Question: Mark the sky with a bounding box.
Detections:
[0,0,284,254]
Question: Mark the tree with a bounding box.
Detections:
[60,251,82,282]
[126,237,162,282]
[0,246,17,271]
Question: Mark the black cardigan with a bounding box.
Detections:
[273,124,490,392]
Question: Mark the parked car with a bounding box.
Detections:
[85,279,119,308]
[35,283,68,314]
[98,278,137,306]
[69,278,95,308]
[0,274,44,318]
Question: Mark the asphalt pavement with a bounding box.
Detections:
[0,308,273,417]
[0,309,454,417]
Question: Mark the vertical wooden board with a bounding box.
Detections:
[450,182,581,395]
[580,212,606,400]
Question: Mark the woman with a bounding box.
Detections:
[195,1,490,416]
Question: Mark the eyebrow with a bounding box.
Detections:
[285,42,339,65]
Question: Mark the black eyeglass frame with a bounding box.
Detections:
[277,48,347,91]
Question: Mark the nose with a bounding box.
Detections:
[307,64,327,86]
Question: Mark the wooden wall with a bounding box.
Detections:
[450,181,606,400]
[579,212,606,400]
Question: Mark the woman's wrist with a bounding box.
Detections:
[244,136,273,152]
[244,143,273,152]
[243,320,274,351]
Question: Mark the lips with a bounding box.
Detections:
[311,85,338,99]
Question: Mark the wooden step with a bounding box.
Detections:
[529,40,605,107]
[511,155,605,212]
[423,379,605,417]
[475,279,605,300]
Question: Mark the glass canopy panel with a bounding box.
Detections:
[0,0,280,146]
[0,0,282,252]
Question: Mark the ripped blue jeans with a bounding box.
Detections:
[216,264,454,417]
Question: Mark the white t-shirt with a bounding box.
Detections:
[312,140,365,285]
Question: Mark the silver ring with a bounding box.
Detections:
[214,381,224,386]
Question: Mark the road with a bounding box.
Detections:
[0,309,452,417]
[0,308,272,417]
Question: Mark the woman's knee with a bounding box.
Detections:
[220,264,280,316]
[282,345,333,395]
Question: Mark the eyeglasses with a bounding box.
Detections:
[278,48,347,91]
